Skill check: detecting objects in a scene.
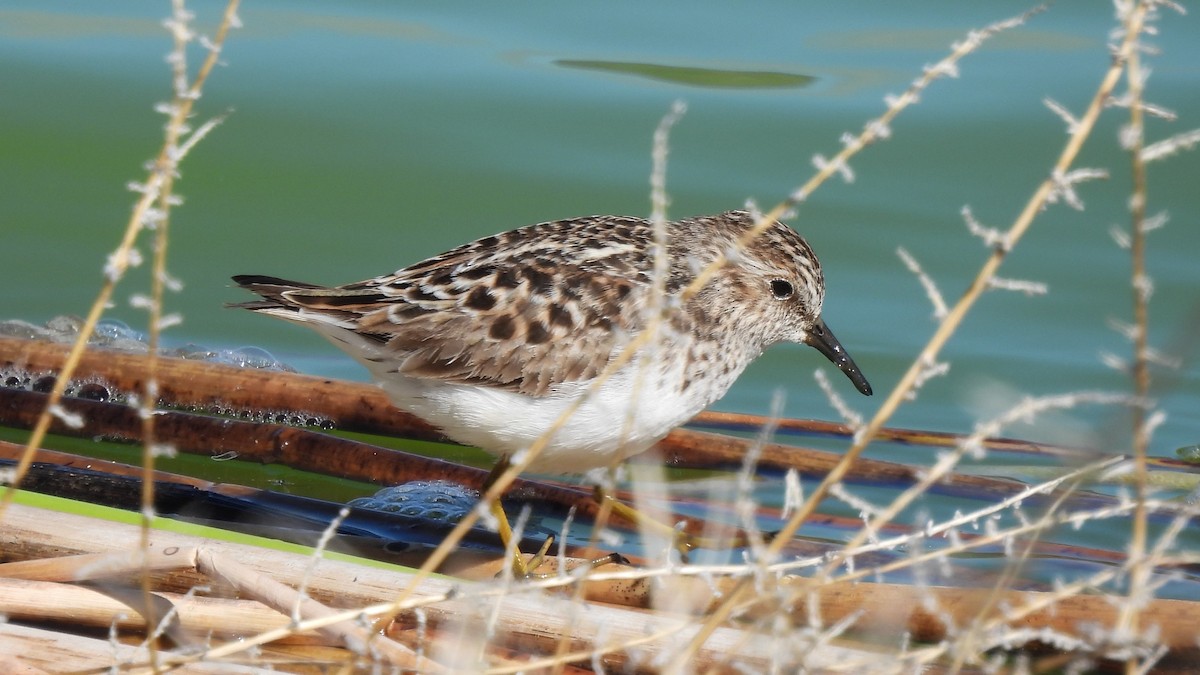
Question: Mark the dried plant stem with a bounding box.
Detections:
[829,489,1127,589]
[0,0,240,523]
[797,0,1147,587]
[946,471,1089,672]
[140,5,191,668]
[813,453,1126,587]
[673,4,1150,668]
[1119,14,1152,674]
[194,549,431,670]
[814,395,1133,590]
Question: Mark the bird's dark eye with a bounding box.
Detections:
[770,279,794,299]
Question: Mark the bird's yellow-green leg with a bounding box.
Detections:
[482,458,626,578]
[592,485,756,557]
[482,454,543,577]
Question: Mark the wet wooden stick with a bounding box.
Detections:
[193,548,438,671]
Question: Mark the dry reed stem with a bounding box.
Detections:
[0,547,198,582]
[1118,5,1154,672]
[0,622,268,674]
[192,549,434,671]
[816,393,1131,565]
[827,503,1115,590]
[0,577,330,646]
[822,456,1126,583]
[945,467,1095,671]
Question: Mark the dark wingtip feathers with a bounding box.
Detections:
[229,275,322,310]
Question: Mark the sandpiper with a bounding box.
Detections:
[232,210,871,477]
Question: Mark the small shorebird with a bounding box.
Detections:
[232,210,871,562]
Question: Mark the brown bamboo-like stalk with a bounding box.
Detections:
[692,409,1108,462]
[12,436,1176,595]
[676,6,1148,668]
[0,336,447,441]
[15,335,1191,472]
[5,338,1156,504]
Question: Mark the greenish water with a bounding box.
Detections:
[2,3,1199,563]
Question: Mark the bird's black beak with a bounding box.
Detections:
[803,317,872,396]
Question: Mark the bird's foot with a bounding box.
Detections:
[500,534,628,579]
[591,485,704,562]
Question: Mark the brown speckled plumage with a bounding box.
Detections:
[232,210,870,473]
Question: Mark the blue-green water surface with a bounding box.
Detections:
[2,2,1199,568]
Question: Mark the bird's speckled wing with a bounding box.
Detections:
[234,215,683,397]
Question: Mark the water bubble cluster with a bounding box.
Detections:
[0,316,296,372]
[199,404,335,429]
[348,481,478,522]
[1,368,121,404]
[2,315,335,430]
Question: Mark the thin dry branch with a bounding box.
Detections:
[1118,5,1155,670]
[1140,127,1200,161]
[674,7,1065,667]
[783,0,1151,591]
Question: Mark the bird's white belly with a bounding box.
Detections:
[376,361,702,474]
